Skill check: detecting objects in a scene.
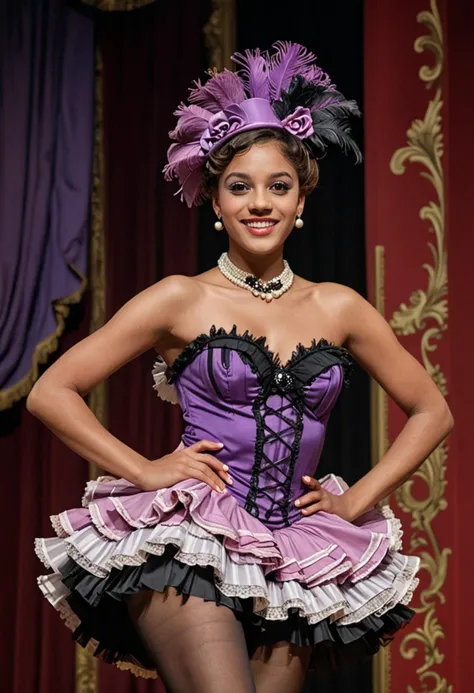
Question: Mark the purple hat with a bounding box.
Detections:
[164,41,362,207]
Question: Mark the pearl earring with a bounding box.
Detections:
[295,216,304,228]
[214,218,223,231]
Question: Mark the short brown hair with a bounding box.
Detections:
[201,128,319,199]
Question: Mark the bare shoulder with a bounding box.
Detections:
[302,280,361,322]
[147,273,200,304]
[308,280,358,305]
[305,280,386,347]
[127,273,203,325]
[312,281,451,420]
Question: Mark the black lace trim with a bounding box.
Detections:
[167,324,353,386]
[287,341,354,388]
[168,324,270,380]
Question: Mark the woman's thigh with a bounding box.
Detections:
[250,641,312,693]
[124,586,257,693]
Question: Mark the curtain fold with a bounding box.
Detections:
[94,2,210,690]
[0,300,91,693]
[0,0,94,409]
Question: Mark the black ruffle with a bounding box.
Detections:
[168,323,353,387]
[60,545,414,676]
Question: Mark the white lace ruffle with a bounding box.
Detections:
[80,476,117,509]
[36,513,420,629]
[337,562,420,625]
[152,356,179,405]
[258,597,348,624]
[49,514,69,539]
[34,539,50,571]
[380,503,404,553]
[400,575,420,606]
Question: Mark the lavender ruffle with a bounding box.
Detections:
[35,471,419,679]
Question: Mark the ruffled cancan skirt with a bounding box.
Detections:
[35,471,420,679]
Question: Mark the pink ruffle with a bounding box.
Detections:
[51,472,402,591]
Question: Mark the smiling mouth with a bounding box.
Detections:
[240,219,279,233]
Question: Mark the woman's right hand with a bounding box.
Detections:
[137,439,233,493]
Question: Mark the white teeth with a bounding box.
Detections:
[244,221,275,228]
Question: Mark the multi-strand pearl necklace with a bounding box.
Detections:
[217,252,294,302]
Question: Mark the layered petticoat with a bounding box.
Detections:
[35,473,420,678]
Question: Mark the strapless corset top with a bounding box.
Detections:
[153,325,353,529]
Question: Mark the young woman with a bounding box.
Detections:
[30,42,452,693]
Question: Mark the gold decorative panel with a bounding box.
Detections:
[376,2,450,692]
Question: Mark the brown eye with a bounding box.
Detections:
[229,182,248,193]
[271,181,290,192]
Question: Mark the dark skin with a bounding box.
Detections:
[27,140,453,692]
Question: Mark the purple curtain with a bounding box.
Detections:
[0,0,94,407]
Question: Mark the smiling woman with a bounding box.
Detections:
[29,40,451,693]
[203,130,319,250]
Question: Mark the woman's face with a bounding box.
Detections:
[213,140,305,255]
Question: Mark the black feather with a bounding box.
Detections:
[273,75,346,118]
[311,100,361,121]
[308,113,362,162]
[272,74,362,163]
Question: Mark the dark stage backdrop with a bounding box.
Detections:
[196,2,371,692]
[95,2,210,691]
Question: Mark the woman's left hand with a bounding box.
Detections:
[294,476,355,522]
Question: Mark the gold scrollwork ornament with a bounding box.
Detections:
[387,2,452,693]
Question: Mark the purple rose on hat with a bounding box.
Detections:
[281,106,314,139]
[200,106,246,153]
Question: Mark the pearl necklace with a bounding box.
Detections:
[217,252,294,302]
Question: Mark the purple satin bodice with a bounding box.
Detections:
[166,325,353,530]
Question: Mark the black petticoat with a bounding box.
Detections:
[60,544,414,677]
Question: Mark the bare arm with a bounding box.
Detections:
[26,275,192,486]
[340,286,453,520]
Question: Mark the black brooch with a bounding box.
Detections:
[272,369,297,394]
[245,275,283,293]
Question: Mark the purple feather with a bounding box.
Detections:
[163,142,206,182]
[188,71,246,113]
[178,167,207,207]
[169,104,212,143]
[268,41,318,99]
[231,48,270,99]
[301,64,335,90]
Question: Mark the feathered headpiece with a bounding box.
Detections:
[164,41,362,207]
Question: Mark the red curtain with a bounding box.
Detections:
[0,301,90,693]
[96,3,208,691]
[444,2,474,690]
